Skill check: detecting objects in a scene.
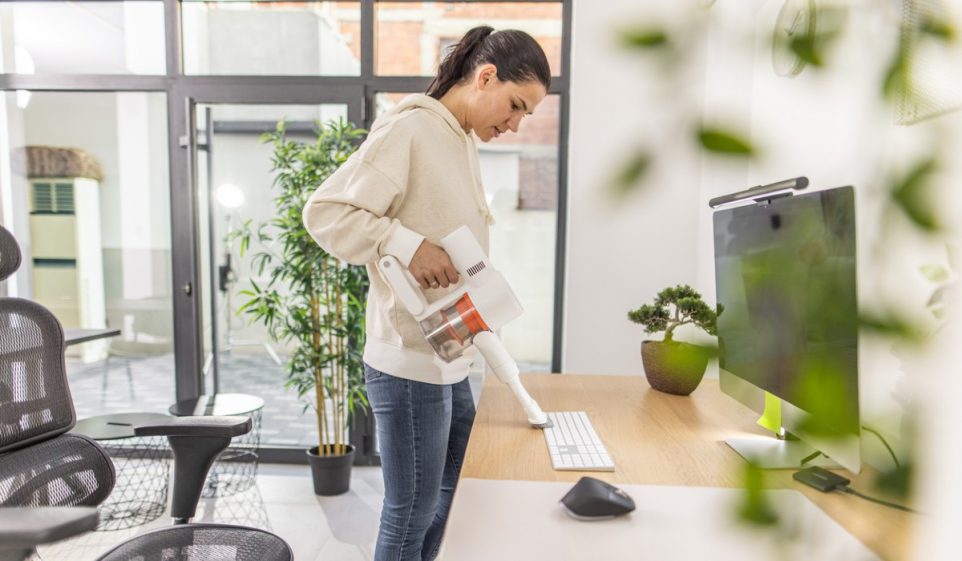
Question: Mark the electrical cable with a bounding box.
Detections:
[861,425,901,469]
[838,486,920,514]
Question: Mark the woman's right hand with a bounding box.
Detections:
[408,240,460,290]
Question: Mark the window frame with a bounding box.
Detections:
[0,0,572,465]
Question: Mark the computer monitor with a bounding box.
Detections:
[712,185,861,473]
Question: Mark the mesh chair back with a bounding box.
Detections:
[0,224,22,281]
[0,298,75,452]
[96,523,294,561]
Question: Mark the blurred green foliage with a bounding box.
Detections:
[890,158,941,232]
[619,27,669,49]
[697,128,755,156]
[610,150,652,198]
[884,4,956,104]
[773,5,848,69]
[613,3,956,529]
[858,311,927,344]
[737,461,779,526]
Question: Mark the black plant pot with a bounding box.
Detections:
[307,444,356,496]
[641,340,710,396]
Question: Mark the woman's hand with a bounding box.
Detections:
[408,240,460,290]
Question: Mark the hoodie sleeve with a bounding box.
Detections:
[302,124,424,267]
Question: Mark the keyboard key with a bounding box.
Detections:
[543,412,615,472]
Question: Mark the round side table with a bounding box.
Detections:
[71,412,171,531]
[168,393,264,498]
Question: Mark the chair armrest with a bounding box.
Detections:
[134,416,252,438]
[133,416,252,523]
[0,507,98,549]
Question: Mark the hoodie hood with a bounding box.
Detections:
[373,94,468,141]
[372,93,495,226]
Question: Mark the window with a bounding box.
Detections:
[181,1,361,76]
[376,2,564,76]
[0,2,166,75]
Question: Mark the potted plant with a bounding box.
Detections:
[235,118,369,495]
[627,284,721,395]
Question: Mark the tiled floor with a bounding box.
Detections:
[47,350,548,560]
[37,464,386,561]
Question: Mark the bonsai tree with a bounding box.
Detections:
[627,284,721,343]
[627,284,722,396]
[234,118,368,461]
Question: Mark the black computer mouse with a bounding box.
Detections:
[560,476,636,520]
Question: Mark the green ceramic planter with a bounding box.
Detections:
[641,340,710,396]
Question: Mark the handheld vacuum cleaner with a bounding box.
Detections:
[377,226,552,429]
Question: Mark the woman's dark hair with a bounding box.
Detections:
[426,26,551,99]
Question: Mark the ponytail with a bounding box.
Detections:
[427,26,495,99]
[427,26,550,100]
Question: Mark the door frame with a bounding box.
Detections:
[170,81,371,462]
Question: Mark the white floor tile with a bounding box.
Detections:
[36,463,384,561]
[315,539,376,561]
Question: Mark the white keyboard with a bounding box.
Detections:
[543,411,615,471]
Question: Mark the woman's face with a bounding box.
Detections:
[469,64,547,143]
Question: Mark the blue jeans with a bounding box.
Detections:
[364,363,476,561]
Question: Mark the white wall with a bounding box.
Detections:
[565,0,705,375]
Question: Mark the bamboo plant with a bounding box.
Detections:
[235,118,368,457]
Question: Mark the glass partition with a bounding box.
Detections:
[0,90,174,418]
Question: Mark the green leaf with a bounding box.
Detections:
[619,28,669,49]
[610,151,652,197]
[786,6,847,68]
[874,459,913,499]
[736,462,779,526]
[920,264,950,284]
[858,311,926,343]
[890,158,940,232]
[697,128,755,156]
[882,50,908,102]
[789,33,823,67]
[920,17,956,41]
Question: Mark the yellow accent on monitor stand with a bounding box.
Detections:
[756,392,781,433]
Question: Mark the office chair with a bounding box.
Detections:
[0,223,115,559]
[0,225,292,561]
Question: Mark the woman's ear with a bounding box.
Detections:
[475,63,498,90]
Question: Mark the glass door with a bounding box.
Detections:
[181,92,368,457]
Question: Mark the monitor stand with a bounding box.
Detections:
[725,437,841,470]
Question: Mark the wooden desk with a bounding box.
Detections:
[458,373,913,560]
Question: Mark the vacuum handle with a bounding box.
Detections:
[378,255,428,316]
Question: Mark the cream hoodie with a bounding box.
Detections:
[302,94,493,385]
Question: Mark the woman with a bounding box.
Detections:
[303,25,550,561]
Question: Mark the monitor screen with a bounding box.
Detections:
[713,186,859,443]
